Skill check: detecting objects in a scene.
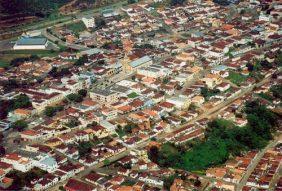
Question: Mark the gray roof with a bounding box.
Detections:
[81,48,103,55]
[92,89,115,96]
[16,37,47,46]
[130,56,152,68]
[110,85,130,93]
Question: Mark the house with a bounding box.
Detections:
[87,125,109,139]
[166,96,191,109]
[82,17,95,28]
[65,178,97,191]
[74,130,89,142]
[84,172,104,186]
[90,89,119,105]
[216,82,231,92]
[176,51,195,62]
[191,96,205,106]
[1,153,33,172]
[58,163,84,178]
[8,108,32,121]
[33,173,59,191]
[20,130,43,142]
[0,162,13,174]
[175,128,204,145]
[159,102,175,112]
[202,74,222,89]
[32,153,58,173]
[138,173,163,187]
[117,167,130,176]
[211,65,229,78]
[109,175,125,185]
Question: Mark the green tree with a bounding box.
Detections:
[66,93,83,103]
[148,146,159,163]
[95,17,106,29]
[78,141,93,156]
[74,55,88,66]
[44,106,57,117]
[124,123,137,133]
[163,174,178,190]
[104,159,110,166]
[171,0,185,6]
[270,84,282,100]
[78,89,87,97]
[11,94,31,111]
[11,120,28,132]
[65,118,80,128]
[183,139,229,171]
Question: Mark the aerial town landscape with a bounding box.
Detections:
[0,0,281,190]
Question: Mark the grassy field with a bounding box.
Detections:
[65,20,86,33]
[0,49,60,68]
[0,60,10,68]
[227,71,248,86]
[127,92,139,99]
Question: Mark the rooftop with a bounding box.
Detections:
[130,56,152,68]
[16,37,47,46]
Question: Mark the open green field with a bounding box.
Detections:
[0,49,60,68]
[0,60,9,68]
[227,71,248,86]
[65,21,86,33]
[127,92,139,99]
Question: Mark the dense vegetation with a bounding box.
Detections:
[44,105,64,117]
[11,120,28,132]
[213,0,239,6]
[0,94,31,119]
[148,100,278,171]
[270,84,282,100]
[0,0,72,17]
[6,168,47,190]
[200,87,220,100]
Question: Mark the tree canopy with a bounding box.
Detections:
[44,106,63,117]
[11,120,28,132]
[66,93,83,103]
[270,84,282,100]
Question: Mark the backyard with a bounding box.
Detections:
[227,71,248,86]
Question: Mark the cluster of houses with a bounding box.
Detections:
[244,144,281,190]
[206,151,259,190]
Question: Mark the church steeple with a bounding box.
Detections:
[121,38,133,73]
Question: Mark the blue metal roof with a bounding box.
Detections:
[213,65,228,71]
[40,156,57,167]
[130,56,152,68]
[16,37,47,46]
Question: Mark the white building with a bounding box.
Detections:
[137,66,171,78]
[13,37,48,50]
[90,89,119,104]
[1,153,33,172]
[82,17,95,28]
[166,96,191,109]
[32,154,58,173]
